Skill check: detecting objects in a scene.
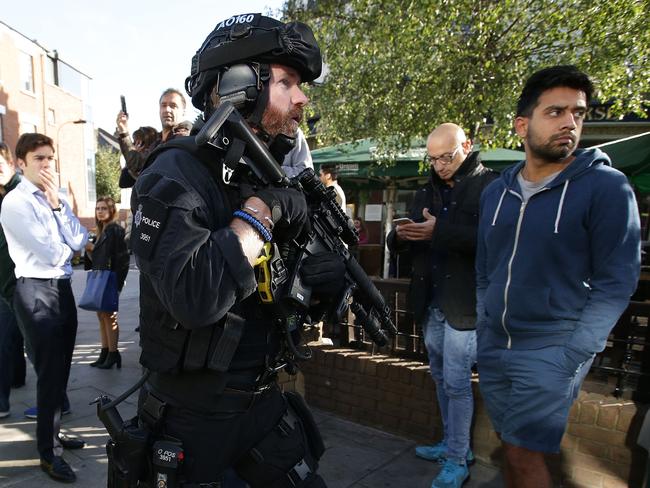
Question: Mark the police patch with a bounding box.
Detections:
[134,204,143,227]
[131,198,168,260]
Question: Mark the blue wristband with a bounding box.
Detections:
[233,210,273,242]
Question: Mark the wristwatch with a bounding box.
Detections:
[52,202,63,212]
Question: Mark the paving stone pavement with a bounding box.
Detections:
[0,263,502,487]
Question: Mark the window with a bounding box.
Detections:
[48,109,56,125]
[45,54,89,99]
[19,52,34,92]
[86,155,96,203]
[57,61,83,97]
[45,55,57,85]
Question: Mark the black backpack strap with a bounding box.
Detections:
[143,137,232,201]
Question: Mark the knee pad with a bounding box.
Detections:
[235,392,325,488]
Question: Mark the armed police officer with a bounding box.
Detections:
[129,13,336,488]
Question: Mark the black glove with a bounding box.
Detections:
[300,252,347,296]
[255,187,308,240]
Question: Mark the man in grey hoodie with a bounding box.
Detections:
[476,66,640,488]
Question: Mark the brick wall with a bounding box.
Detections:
[0,23,93,219]
[297,346,648,488]
[43,82,90,217]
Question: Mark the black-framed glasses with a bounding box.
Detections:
[425,145,461,166]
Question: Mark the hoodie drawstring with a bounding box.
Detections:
[491,188,507,226]
[554,180,569,234]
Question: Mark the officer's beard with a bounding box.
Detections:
[261,104,303,139]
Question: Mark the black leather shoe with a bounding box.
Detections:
[40,456,76,483]
[58,433,85,450]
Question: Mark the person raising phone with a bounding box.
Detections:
[115,89,187,187]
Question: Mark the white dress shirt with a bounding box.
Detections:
[0,178,88,278]
[331,181,346,210]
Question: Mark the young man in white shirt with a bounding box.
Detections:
[319,164,346,209]
[0,133,88,483]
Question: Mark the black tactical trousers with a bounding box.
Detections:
[143,382,326,487]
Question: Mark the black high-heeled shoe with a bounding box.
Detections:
[89,348,109,367]
[97,351,121,369]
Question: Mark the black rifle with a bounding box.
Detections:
[196,102,397,361]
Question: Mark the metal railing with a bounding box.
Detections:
[336,278,650,401]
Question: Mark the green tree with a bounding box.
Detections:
[284,0,649,158]
[95,147,121,202]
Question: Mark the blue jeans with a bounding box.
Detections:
[423,306,477,464]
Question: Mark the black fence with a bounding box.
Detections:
[336,278,650,402]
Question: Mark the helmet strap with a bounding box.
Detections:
[203,91,214,119]
[248,63,270,129]
[269,134,297,163]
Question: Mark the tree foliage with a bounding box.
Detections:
[95,147,121,203]
[283,0,650,158]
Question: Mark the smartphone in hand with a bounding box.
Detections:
[392,217,414,225]
[120,95,128,116]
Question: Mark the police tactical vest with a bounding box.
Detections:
[132,138,277,376]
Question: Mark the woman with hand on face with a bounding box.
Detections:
[85,197,129,369]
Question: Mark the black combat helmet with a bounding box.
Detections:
[185,13,322,123]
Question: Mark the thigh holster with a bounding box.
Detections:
[235,391,326,488]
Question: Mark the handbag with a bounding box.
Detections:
[79,270,119,312]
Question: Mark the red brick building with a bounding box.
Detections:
[0,20,95,221]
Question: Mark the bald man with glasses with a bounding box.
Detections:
[388,123,497,488]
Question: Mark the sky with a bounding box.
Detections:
[2,0,286,133]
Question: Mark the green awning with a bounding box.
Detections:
[312,132,650,191]
[311,138,524,177]
[593,132,650,193]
